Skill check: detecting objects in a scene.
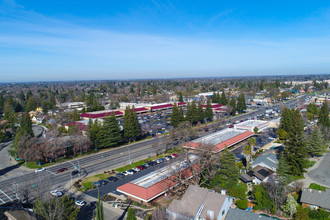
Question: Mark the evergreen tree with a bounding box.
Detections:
[209,149,239,190]
[72,109,80,121]
[123,106,133,142]
[99,113,122,148]
[283,110,308,176]
[0,93,4,114]
[236,94,246,113]
[170,103,180,127]
[89,119,101,148]
[131,106,142,140]
[205,99,213,122]
[123,106,141,142]
[185,102,192,123]
[18,91,25,103]
[21,112,34,137]
[178,92,184,102]
[220,89,228,105]
[87,117,93,134]
[197,101,204,123]
[190,101,198,124]
[26,96,37,112]
[178,106,184,122]
[127,208,137,220]
[212,91,216,103]
[280,108,294,132]
[96,189,104,220]
[307,126,326,156]
[318,102,329,128]
[229,97,236,116]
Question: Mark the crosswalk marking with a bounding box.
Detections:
[0,189,13,201]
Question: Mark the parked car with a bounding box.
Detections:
[57,168,68,173]
[172,154,178,158]
[97,180,107,185]
[156,158,165,164]
[136,165,145,170]
[101,154,109,158]
[115,173,125,178]
[35,167,45,173]
[147,161,157,166]
[122,171,129,176]
[164,156,172,161]
[127,169,136,175]
[132,167,140,172]
[144,163,150,168]
[92,182,101,187]
[108,176,118,182]
[75,200,86,206]
[50,190,63,197]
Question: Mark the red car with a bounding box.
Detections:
[136,166,145,170]
[228,125,234,128]
[172,154,178,158]
[57,168,68,173]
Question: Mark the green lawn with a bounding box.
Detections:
[309,183,329,191]
[309,161,316,167]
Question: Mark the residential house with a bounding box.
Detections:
[241,165,274,185]
[300,188,330,211]
[251,151,278,172]
[225,208,275,220]
[167,185,233,220]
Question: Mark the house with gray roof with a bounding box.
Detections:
[167,185,233,220]
[225,208,276,220]
[252,151,278,171]
[300,188,330,211]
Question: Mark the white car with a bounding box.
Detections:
[122,171,129,176]
[50,190,63,197]
[35,167,45,173]
[132,167,140,172]
[75,200,86,206]
[125,170,134,175]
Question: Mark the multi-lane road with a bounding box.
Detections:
[0,95,307,205]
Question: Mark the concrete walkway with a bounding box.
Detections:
[301,151,330,188]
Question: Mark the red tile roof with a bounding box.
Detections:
[134,107,149,112]
[80,111,123,119]
[177,102,187,106]
[202,103,225,109]
[150,104,173,110]
[66,122,87,131]
[117,165,197,202]
[186,130,254,152]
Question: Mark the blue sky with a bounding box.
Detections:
[1,0,330,82]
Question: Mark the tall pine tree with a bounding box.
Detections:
[229,97,236,116]
[205,99,213,122]
[282,109,308,176]
[220,89,228,105]
[318,102,329,128]
[197,101,205,123]
[171,103,180,127]
[99,113,122,148]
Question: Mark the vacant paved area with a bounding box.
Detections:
[305,152,330,187]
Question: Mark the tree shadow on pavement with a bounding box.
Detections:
[0,163,22,176]
[118,205,129,220]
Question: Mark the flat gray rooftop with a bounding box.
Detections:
[131,154,197,188]
[235,120,268,128]
[191,128,246,146]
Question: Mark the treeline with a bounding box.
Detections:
[170,100,213,127]
[277,103,329,181]
[85,106,142,151]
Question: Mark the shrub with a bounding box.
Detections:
[132,201,139,206]
[237,199,248,210]
[141,204,147,208]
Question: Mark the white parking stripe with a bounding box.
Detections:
[0,189,13,201]
[0,197,5,204]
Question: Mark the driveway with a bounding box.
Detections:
[305,152,330,188]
